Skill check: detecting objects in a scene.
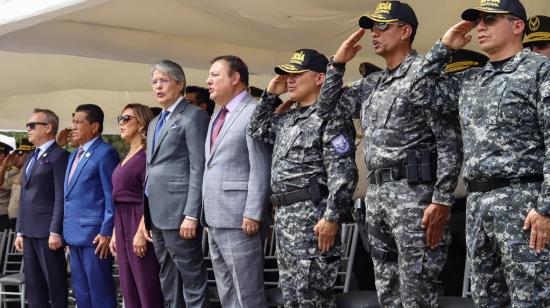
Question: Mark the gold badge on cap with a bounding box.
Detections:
[290,51,305,65]
[529,16,540,31]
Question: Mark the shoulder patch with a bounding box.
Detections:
[331,133,351,155]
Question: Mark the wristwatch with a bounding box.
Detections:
[329,56,346,69]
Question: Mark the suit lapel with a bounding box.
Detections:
[209,94,251,158]
[151,101,188,158]
[25,143,57,187]
[21,153,33,187]
[66,138,102,195]
[147,115,159,163]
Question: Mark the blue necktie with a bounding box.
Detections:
[153,110,170,148]
[26,149,40,177]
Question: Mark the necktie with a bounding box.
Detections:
[25,149,40,177]
[211,107,228,148]
[68,147,85,183]
[153,110,170,148]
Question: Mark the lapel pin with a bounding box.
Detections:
[42,153,48,158]
[85,152,91,158]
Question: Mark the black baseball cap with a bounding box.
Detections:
[523,15,550,46]
[274,49,328,75]
[462,0,527,22]
[359,1,418,31]
[359,62,382,77]
[445,49,489,74]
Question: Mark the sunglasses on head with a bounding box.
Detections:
[372,21,407,32]
[475,13,518,26]
[25,122,48,130]
[117,115,136,124]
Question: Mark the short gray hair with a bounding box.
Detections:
[150,59,186,84]
[33,108,59,135]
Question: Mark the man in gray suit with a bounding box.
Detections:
[146,59,209,308]
[203,55,272,307]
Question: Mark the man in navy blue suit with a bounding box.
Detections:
[64,104,119,308]
[15,108,69,307]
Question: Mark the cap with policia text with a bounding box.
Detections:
[445,49,489,74]
[359,62,382,78]
[14,138,35,155]
[462,0,527,22]
[523,15,550,46]
[274,49,329,75]
[359,1,418,30]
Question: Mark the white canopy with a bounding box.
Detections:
[0,0,548,133]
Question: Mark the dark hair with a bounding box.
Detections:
[149,107,162,117]
[210,55,249,86]
[186,86,215,117]
[75,104,104,134]
[32,108,60,135]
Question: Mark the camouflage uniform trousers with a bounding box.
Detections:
[366,180,450,308]
[466,182,550,308]
[275,201,341,308]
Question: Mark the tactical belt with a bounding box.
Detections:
[270,185,329,207]
[466,174,544,193]
[368,165,407,185]
[367,224,398,262]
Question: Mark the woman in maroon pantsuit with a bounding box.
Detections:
[109,104,163,308]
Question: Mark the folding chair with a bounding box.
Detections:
[0,231,25,308]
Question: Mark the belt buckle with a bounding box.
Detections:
[381,168,392,183]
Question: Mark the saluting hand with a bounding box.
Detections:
[266,75,288,95]
[93,234,111,259]
[314,218,339,252]
[333,29,365,63]
[441,21,475,50]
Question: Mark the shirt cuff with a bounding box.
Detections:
[185,216,198,221]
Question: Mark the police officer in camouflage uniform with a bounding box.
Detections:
[247,49,358,307]
[424,0,550,306]
[317,1,463,307]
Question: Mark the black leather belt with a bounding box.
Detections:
[270,185,329,207]
[466,174,544,193]
[368,166,407,185]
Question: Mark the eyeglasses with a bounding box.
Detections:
[25,122,48,130]
[117,115,136,124]
[151,78,172,87]
[531,41,550,50]
[475,13,518,26]
[372,22,407,32]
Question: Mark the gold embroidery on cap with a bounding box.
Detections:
[529,16,540,31]
[375,2,392,15]
[480,0,501,8]
[290,51,305,65]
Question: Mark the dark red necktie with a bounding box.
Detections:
[211,107,228,148]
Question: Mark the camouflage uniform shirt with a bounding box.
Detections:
[317,51,462,206]
[426,41,550,216]
[247,92,358,223]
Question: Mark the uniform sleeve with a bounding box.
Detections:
[317,65,365,120]
[321,119,358,223]
[247,91,284,145]
[536,63,550,216]
[422,79,463,206]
